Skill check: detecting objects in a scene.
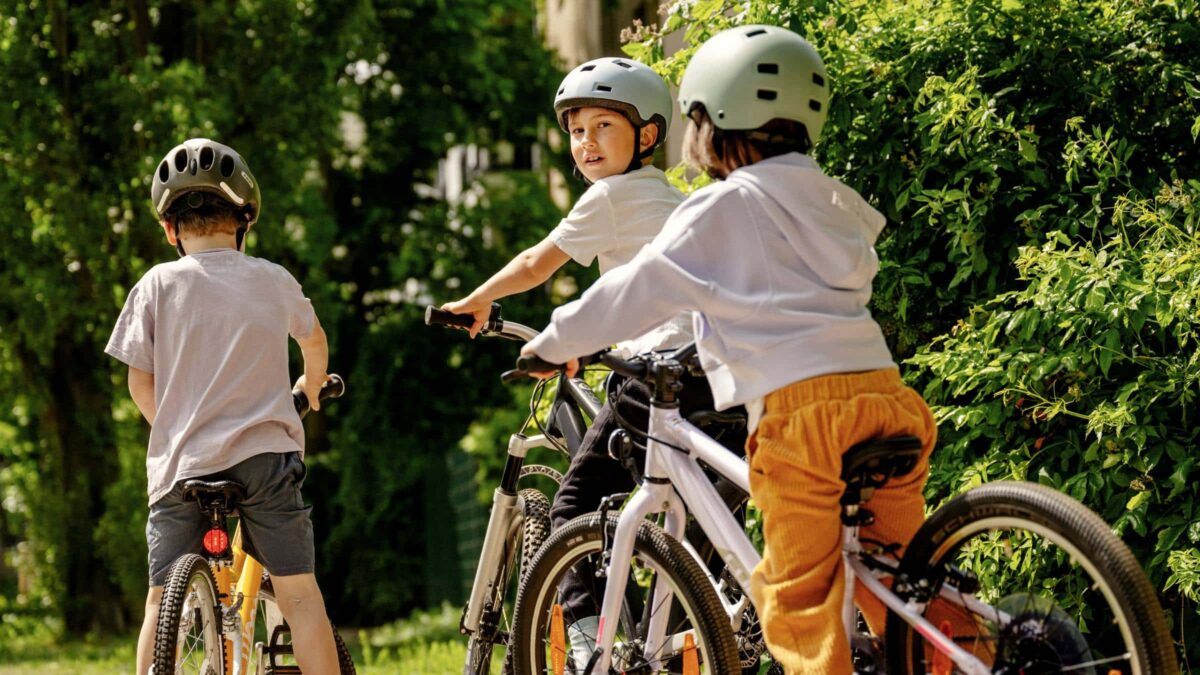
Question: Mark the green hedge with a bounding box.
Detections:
[626,0,1200,661]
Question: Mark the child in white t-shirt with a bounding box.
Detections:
[443,58,747,663]
[442,57,684,343]
[108,139,341,675]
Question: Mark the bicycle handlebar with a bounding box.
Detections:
[424,306,477,330]
[424,303,538,342]
[502,350,649,384]
[293,373,346,418]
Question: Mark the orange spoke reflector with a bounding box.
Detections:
[683,632,699,675]
[932,620,953,675]
[550,604,566,675]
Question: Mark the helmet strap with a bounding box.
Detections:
[624,125,656,175]
[572,164,593,187]
[236,226,247,252]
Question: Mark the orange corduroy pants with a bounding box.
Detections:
[746,368,937,675]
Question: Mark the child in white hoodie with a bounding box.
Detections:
[523,25,937,674]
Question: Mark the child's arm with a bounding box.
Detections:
[294,316,330,411]
[128,365,156,424]
[441,237,571,337]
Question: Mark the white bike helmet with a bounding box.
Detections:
[554,57,673,173]
[679,25,829,147]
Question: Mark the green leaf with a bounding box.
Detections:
[1018,137,1037,164]
[1169,458,1196,500]
[1126,490,1152,511]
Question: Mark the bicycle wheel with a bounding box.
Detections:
[253,577,356,674]
[465,487,552,675]
[885,481,1177,675]
[510,512,740,674]
[153,554,225,675]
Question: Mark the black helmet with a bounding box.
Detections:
[151,139,261,226]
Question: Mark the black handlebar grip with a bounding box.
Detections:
[515,354,562,373]
[424,306,476,329]
[294,374,347,417]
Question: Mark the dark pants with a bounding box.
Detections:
[549,371,748,618]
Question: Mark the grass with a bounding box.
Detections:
[0,636,470,674]
[0,606,472,674]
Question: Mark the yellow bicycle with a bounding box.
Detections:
[150,375,355,675]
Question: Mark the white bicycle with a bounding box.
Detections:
[508,344,1177,675]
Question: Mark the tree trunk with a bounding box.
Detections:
[43,336,127,635]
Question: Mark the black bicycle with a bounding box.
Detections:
[426,303,604,674]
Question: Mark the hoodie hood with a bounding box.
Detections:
[726,153,886,291]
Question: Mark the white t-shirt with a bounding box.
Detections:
[550,166,685,275]
[549,166,691,354]
[105,249,317,505]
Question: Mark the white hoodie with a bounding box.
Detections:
[527,153,897,411]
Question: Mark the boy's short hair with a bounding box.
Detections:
[164,193,242,237]
[683,105,811,178]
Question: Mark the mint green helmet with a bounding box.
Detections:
[679,25,829,146]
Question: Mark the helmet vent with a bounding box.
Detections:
[158,161,170,183]
[613,60,633,69]
[745,28,768,37]
[594,84,613,92]
[173,149,188,172]
[813,73,825,87]
[220,155,236,178]
[558,87,565,94]
[757,89,778,101]
[809,99,822,112]
[198,147,215,171]
[757,63,779,75]
[580,64,596,72]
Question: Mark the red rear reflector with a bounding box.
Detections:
[203,528,230,555]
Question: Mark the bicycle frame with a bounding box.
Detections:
[460,320,604,640]
[590,403,1000,675]
[204,522,269,675]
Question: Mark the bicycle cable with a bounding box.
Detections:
[527,374,571,456]
[609,375,692,455]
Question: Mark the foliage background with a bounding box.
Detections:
[3,0,1200,667]
[0,0,581,639]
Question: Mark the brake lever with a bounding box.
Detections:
[500,369,527,384]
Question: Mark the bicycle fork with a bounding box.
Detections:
[591,478,687,673]
[462,433,538,637]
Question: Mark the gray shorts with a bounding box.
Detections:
[147,451,314,586]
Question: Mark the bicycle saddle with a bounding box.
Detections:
[182,479,246,515]
[840,436,923,507]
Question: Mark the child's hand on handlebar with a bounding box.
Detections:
[441,297,491,338]
[294,373,331,411]
[520,344,579,378]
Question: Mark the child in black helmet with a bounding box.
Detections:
[107,139,341,674]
